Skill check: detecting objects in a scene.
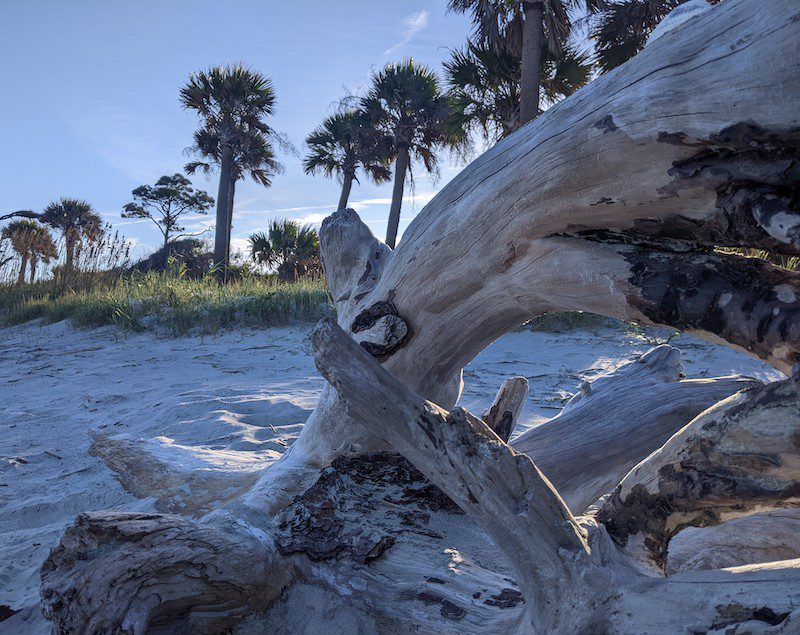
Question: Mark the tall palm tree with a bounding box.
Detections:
[303,109,392,211]
[445,38,591,141]
[40,198,102,274]
[249,219,320,281]
[181,64,285,276]
[362,60,457,249]
[592,0,714,72]
[1,220,57,284]
[449,0,606,127]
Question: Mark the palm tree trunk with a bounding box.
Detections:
[338,172,354,211]
[226,177,236,271]
[386,146,410,249]
[214,144,235,280]
[65,238,75,275]
[519,1,545,127]
[17,254,28,284]
[29,258,37,284]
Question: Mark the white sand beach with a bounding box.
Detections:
[0,320,784,632]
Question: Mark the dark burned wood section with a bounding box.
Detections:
[711,604,790,630]
[662,124,800,254]
[275,452,462,563]
[0,606,21,623]
[349,300,412,360]
[621,246,800,367]
[598,380,800,570]
[564,124,800,254]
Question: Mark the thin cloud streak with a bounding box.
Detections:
[233,191,438,227]
[384,10,429,56]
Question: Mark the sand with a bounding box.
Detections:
[0,319,782,632]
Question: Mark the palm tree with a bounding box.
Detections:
[592,0,714,72]
[181,64,285,276]
[445,38,591,141]
[362,60,457,249]
[249,219,320,281]
[1,220,57,284]
[449,0,606,127]
[40,198,102,274]
[27,224,58,283]
[303,109,392,211]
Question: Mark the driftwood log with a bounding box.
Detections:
[40,0,800,632]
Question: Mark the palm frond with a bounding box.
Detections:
[181,64,286,188]
[592,0,682,72]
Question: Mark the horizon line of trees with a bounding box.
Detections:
[1,0,695,284]
[0,199,134,285]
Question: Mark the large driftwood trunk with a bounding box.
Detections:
[40,1,800,632]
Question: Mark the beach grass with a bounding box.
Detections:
[0,271,333,335]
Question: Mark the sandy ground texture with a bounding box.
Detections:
[0,319,783,632]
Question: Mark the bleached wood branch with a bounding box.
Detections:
[666,509,800,574]
[311,318,591,632]
[513,345,760,511]
[40,511,292,633]
[483,376,529,442]
[598,379,800,572]
[609,559,800,632]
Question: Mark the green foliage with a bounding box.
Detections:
[122,174,214,246]
[362,59,460,175]
[41,198,104,271]
[444,39,591,141]
[130,238,212,278]
[1,220,58,283]
[249,220,321,281]
[591,0,720,72]
[181,64,287,186]
[448,0,607,61]
[41,198,102,241]
[591,0,681,72]
[0,271,332,335]
[303,109,392,186]
[525,311,620,333]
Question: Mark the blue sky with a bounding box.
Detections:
[0,1,477,259]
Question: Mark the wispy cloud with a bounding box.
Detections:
[289,212,330,225]
[229,237,252,259]
[384,10,429,56]
[283,191,438,225]
[62,104,180,182]
[350,191,437,211]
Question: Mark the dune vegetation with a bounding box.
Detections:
[0,270,331,334]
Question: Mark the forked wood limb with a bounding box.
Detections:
[311,318,594,632]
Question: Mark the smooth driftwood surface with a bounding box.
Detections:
[513,344,760,512]
[39,1,800,633]
[666,508,800,575]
